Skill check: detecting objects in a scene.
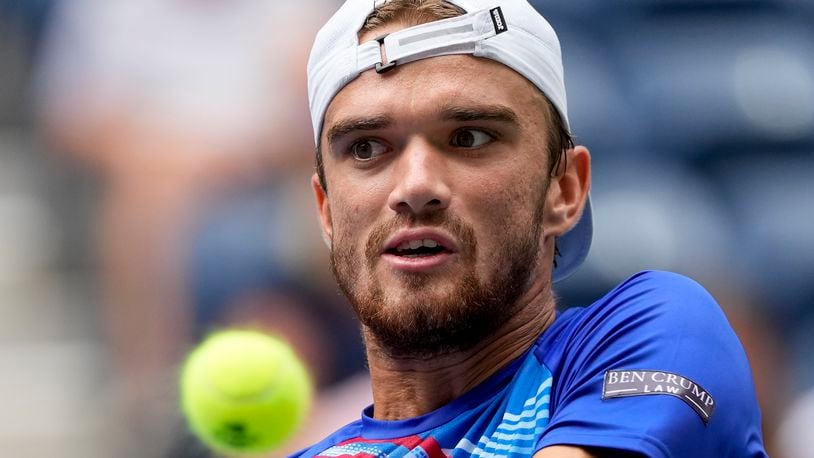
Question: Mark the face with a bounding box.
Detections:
[314,48,558,358]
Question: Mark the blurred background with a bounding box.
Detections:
[0,0,811,456]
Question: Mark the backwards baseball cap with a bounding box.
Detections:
[307,0,592,282]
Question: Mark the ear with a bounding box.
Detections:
[544,145,591,237]
[311,174,333,248]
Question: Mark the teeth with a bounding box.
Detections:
[395,239,442,252]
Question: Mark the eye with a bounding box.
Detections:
[451,129,493,148]
[349,139,388,161]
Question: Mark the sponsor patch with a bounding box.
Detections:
[603,370,715,424]
[489,7,507,35]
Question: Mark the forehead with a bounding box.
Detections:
[323,52,548,137]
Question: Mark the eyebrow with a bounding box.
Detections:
[326,115,393,146]
[324,104,519,147]
[438,104,519,124]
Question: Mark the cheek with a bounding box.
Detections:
[330,197,360,242]
[468,169,541,219]
[328,182,385,241]
[463,171,545,253]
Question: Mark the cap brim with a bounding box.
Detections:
[552,195,592,283]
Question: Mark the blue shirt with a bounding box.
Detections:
[292,271,767,457]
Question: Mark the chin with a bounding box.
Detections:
[355,273,516,359]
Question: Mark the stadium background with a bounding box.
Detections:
[0,0,812,456]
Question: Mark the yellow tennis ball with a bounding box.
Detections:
[180,329,312,455]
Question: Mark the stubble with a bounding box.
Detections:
[330,186,548,359]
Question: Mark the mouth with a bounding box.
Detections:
[381,231,458,271]
[384,238,451,258]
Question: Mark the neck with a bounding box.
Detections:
[364,283,557,420]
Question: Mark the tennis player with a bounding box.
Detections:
[294,0,768,456]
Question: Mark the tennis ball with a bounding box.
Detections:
[180,329,312,455]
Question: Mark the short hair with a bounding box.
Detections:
[315,0,574,192]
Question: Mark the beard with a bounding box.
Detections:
[330,199,546,360]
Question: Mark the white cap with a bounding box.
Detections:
[307,0,592,282]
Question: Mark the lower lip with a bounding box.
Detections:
[381,252,455,272]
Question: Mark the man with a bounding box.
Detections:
[294,0,767,456]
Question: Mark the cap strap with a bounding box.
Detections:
[356,7,506,75]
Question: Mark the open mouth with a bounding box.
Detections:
[384,239,450,258]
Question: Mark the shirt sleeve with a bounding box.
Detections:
[536,271,767,458]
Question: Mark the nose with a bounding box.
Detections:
[387,140,451,216]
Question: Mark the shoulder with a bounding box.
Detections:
[538,271,729,363]
[566,270,728,345]
[545,270,746,376]
[534,271,766,457]
[590,269,721,318]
